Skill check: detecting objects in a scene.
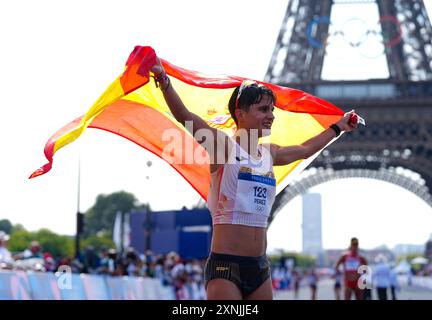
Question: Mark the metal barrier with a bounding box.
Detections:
[0,270,176,300]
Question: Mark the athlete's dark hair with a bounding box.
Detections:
[228,83,276,126]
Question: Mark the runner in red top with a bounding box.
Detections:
[334,237,368,300]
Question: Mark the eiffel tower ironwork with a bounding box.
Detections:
[266,0,432,222]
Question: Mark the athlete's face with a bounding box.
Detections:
[237,95,275,137]
[350,242,359,254]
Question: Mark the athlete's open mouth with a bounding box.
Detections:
[263,122,273,129]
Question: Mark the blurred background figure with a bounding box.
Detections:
[292,268,302,299]
[333,270,342,300]
[335,237,368,300]
[271,266,284,291]
[362,271,373,300]
[13,240,45,272]
[307,267,319,300]
[0,231,13,269]
[373,254,391,300]
[389,263,400,300]
[21,241,43,260]
[124,247,142,277]
[43,252,57,272]
[97,246,109,275]
[82,246,100,274]
[107,248,120,276]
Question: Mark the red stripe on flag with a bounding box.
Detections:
[29,116,84,179]
[120,46,155,95]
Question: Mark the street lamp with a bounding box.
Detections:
[75,153,84,259]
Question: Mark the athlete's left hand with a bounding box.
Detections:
[336,110,358,132]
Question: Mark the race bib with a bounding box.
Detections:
[345,258,360,271]
[233,171,276,215]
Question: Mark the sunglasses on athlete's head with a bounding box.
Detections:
[235,80,265,109]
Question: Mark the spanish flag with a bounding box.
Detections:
[30,46,343,200]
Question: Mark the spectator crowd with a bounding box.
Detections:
[0,230,206,299]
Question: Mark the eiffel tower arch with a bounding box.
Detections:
[266,0,432,223]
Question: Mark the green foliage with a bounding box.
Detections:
[0,219,13,234]
[7,229,33,253]
[268,251,316,269]
[83,190,150,237]
[6,191,148,258]
[11,224,26,233]
[34,229,74,258]
[7,228,74,258]
[81,234,115,251]
[397,253,424,263]
[397,254,427,272]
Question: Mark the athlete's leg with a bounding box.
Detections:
[335,286,341,300]
[344,286,353,300]
[390,286,397,300]
[244,277,273,300]
[354,288,364,300]
[363,288,372,300]
[311,285,317,300]
[206,278,243,300]
[294,283,299,299]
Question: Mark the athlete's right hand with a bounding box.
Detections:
[151,57,165,76]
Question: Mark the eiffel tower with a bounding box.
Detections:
[267,0,432,222]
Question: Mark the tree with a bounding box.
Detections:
[34,229,74,258]
[7,228,74,258]
[191,199,207,209]
[83,190,151,238]
[7,229,33,254]
[11,224,26,233]
[268,251,316,269]
[81,234,115,251]
[0,219,13,234]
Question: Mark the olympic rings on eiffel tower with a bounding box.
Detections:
[306,15,402,55]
